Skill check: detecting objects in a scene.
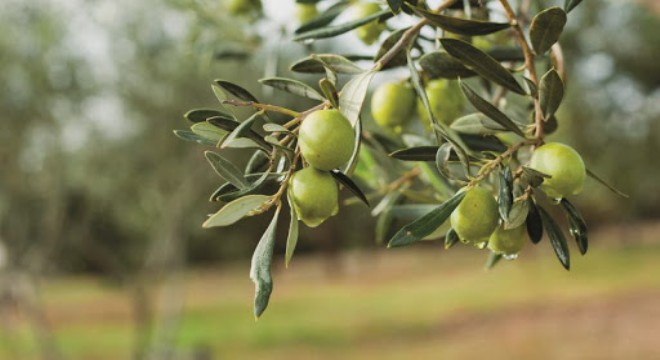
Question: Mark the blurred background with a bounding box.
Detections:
[1,0,659,359]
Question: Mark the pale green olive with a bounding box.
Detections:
[417,79,464,130]
[299,109,355,171]
[348,2,385,45]
[288,167,339,227]
[226,0,261,15]
[529,142,586,199]
[295,3,318,24]
[450,187,499,246]
[487,224,527,256]
[371,82,416,131]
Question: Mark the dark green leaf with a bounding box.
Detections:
[208,116,273,152]
[259,77,325,101]
[459,81,526,136]
[293,9,392,42]
[526,199,544,244]
[445,228,459,249]
[294,1,349,34]
[204,151,250,189]
[560,199,588,255]
[586,168,629,198]
[319,78,339,107]
[202,195,272,228]
[416,8,510,36]
[290,54,364,74]
[375,27,409,69]
[505,199,530,230]
[530,7,567,55]
[539,69,564,120]
[387,191,466,248]
[419,51,476,80]
[331,170,370,207]
[185,109,233,123]
[498,166,513,221]
[460,134,507,152]
[285,192,299,268]
[339,70,376,126]
[564,0,584,13]
[538,206,570,270]
[450,113,507,135]
[387,0,403,12]
[485,252,503,270]
[521,166,551,188]
[250,207,281,318]
[213,79,259,103]
[215,170,274,203]
[221,112,260,149]
[173,130,216,146]
[191,122,227,144]
[390,146,439,161]
[441,38,526,95]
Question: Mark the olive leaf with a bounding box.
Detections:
[262,123,290,133]
[339,70,376,126]
[259,77,325,101]
[207,117,272,152]
[440,38,526,95]
[564,0,584,13]
[485,252,503,270]
[221,112,261,149]
[250,207,281,319]
[375,27,409,69]
[416,8,511,36]
[390,146,439,161]
[530,7,567,55]
[290,54,365,75]
[173,130,217,146]
[331,170,370,207]
[212,170,274,203]
[539,69,564,120]
[459,80,526,136]
[560,199,588,255]
[202,195,272,228]
[294,1,350,34]
[419,52,476,79]
[386,0,403,13]
[538,206,570,270]
[505,199,530,230]
[293,8,393,42]
[204,151,250,189]
[285,192,300,268]
[526,199,544,244]
[498,167,513,221]
[185,108,234,123]
[191,122,227,144]
[213,79,259,103]
[586,168,629,198]
[450,113,507,135]
[387,191,466,248]
[319,78,339,107]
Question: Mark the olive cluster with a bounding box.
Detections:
[288,110,355,227]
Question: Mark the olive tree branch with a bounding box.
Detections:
[497,0,544,141]
[468,140,532,186]
[223,99,301,117]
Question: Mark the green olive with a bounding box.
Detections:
[295,3,318,24]
[371,82,416,131]
[288,167,339,228]
[529,142,586,199]
[417,79,464,130]
[348,2,385,45]
[487,224,527,256]
[299,109,355,171]
[450,187,499,246]
[226,0,261,15]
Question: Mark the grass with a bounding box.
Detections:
[2,235,660,359]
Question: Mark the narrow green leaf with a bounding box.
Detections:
[213,79,259,103]
[339,70,376,126]
[586,168,629,198]
[460,134,507,153]
[416,8,510,36]
[390,146,439,161]
[526,199,544,244]
[539,69,564,120]
[505,199,530,230]
[445,228,459,249]
[250,207,281,319]
[319,78,339,108]
[343,114,362,175]
[530,7,567,55]
[202,195,272,228]
[485,252,503,270]
[521,166,551,188]
[387,191,466,248]
[191,122,226,144]
[387,0,403,12]
[259,77,325,101]
[538,206,570,270]
[290,54,364,74]
[459,81,526,136]
[262,123,290,133]
[293,9,392,42]
[441,38,526,95]
[419,51,476,80]
[498,166,513,221]
[294,1,349,34]
[221,112,261,149]
[375,27,408,69]
[560,199,588,255]
[173,130,216,146]
[331,170,370,207]
[564,0,584,13]
[185,109,233,123]
[215,170,274,203]
[435,143,452,179]
[285,193,299,268]
[450,113,507,135]
[204,151,250,189]
[208,117,273,152]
